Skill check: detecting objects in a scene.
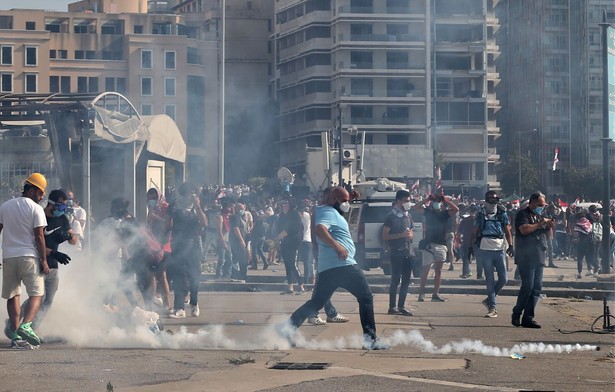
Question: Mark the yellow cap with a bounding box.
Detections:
[25,173,47,192]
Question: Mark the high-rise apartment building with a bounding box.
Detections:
[496,0,615,197]
[274,0,501,196]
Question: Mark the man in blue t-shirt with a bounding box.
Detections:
[471,191,514,318]
[278,187,386,350]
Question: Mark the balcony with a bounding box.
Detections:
[279,65,331,86]
[338,5,427,16]
[348,33,426,43]
[278,38,332,60]
[349,116,426,126]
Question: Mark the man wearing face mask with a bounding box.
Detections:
[586,205,603,275]
[167,182,208,318]
[413,194,459,302]
[382,190,415,316]
[512,192,553,329]
[275,200,306,294]
[471,191,513,318]
[229,202,249,281]
[25,190,77,329]
[278,187,386,350]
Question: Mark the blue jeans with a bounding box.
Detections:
[290,265,376,341]
[476,248,507,309]
[512,263,544,322]
[216,243,232,278]
[389,254,413,309]
[298,241,314,282]
[460,242,472,276]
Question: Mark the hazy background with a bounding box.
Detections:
[1,1,72,11]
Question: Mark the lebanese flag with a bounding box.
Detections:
[411,179,420,191]
[558,198,568,208]
[552,147,559,171]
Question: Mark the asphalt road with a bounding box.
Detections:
[0,291,613,392]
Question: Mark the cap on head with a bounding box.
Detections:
[26,173,47,192]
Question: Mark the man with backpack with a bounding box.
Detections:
[586,205,602,275]
[472,191,514,318]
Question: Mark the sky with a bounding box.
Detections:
[1,1,73,11]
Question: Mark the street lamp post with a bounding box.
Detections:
[517,128,538,195]
[337,103,343,186]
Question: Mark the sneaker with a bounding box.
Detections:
[521,320,541,329]
[476,275,483,280]
[327,314,349,323]
[460,273,472,279]
[294,289,306,295]
[363,338,390,350]
[169,309,186,319]
[398,308,414,316]
[585,269,594,276]
[417,294,425,302]
[481,298,489,311]
[387,307,401,315]
[485,308,498,318]
[152,297,164,308]
[11,339,36,350]
[576,273,582,279]
[191,305,200,317]
[279,289,294,295]
[511,315,521,327]
[431,294,447,302]
[307,316,327,325]
[448,264,454,271]
[16,322,41,346]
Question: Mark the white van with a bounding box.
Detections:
[345,197,424,275]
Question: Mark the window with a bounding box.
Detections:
[187,47,201,64]
[116,77,126,94]
[75,50,95,60]
[164,104,176,120]
[141,77,152,96]
[102,51,122,60]
[1,73,13,92]
[77,76,98,93]
[50,76,59,93]
[141,50,152,69]
[1,45,12,65]
[57,50,68,59]
[152,22,172,35]
[387,134,409,145]
[164,51,176,70]
[25,46,37,66]
[141,103,153,116]
[164,77,176,96]
[50,50,56,59]
[24,73,37,93]
[134,25,144,34]
[61,76,71,92]
[25,21,35,30]
[350,51,372,69]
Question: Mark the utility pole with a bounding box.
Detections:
[337,103,343,186]
[599,11,612,274]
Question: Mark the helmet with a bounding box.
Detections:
[25,173,47,192]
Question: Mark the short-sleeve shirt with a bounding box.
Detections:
[514,207,548,266]
[424,208,450,245]
[0,197,47,259]
[383,207,415,258]
[315,205,356,272]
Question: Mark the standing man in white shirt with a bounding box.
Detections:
[0,173,49,348]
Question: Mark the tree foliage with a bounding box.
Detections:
[496,154,540,197]
[561,166,615,201]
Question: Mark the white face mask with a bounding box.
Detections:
[339,201,351,213]
[403,202,412,211]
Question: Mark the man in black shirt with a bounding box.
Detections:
[275,200,306,294]
[32,189,76,327]
[512,192,552,329]
[413,194,459,302]
[382,190,415,316]
[167,182,208,318]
